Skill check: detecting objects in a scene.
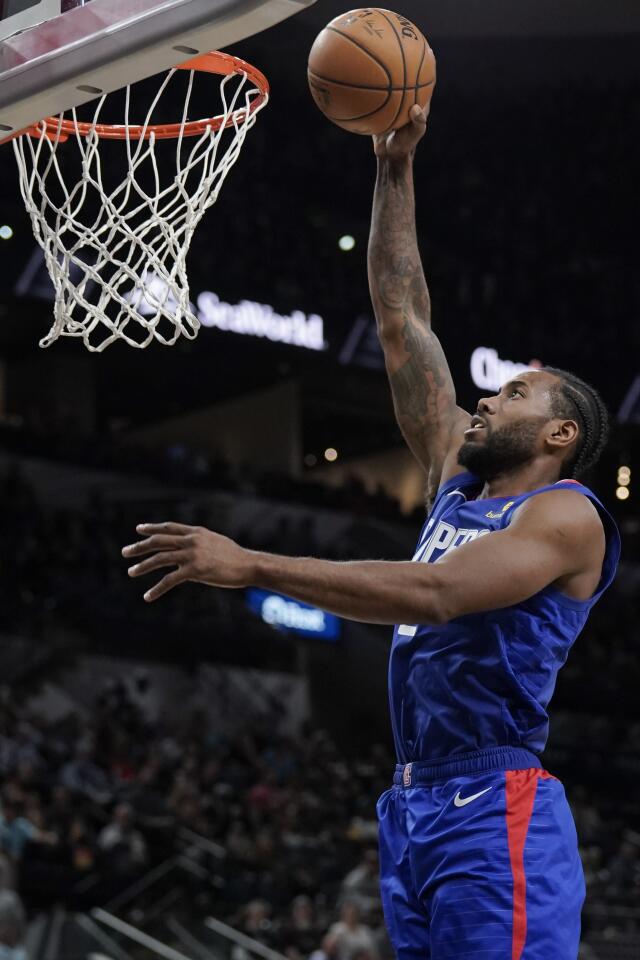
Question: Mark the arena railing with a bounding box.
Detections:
[203,914,289,960]
[165,914,290,960]
[75,912,134,960]
[101,826,226,916]
[92,908,290,960]
[103,855,187,915]
[92,907,195,960]
[178,824,227,860]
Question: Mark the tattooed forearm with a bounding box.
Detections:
[389,324,448,429]
[368,157,431,326]
[368,154,460,477]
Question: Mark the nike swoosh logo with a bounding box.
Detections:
[453,786,492,807]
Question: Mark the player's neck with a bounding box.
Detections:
[477,462,562,500]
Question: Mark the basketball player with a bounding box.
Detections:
[122,105,620,959]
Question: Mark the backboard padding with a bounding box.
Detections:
[0,0,316,138]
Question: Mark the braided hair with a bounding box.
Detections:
[543,366,610,480]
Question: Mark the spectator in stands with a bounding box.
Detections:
[328,900,380,960]
[97,802,147,876]
[0,797,56,864]
[309,932,340,960]
[226,820,258,864]
[237,899,277,947]
[0,890,26,960]
[248,770,285,815]
[340,849,380,919]
[60,742,113,806]
[67,816,98,875]
[280,895,323,957]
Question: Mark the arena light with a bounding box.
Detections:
[0,224,13,239]
[324,447,338,462]
[615,486,630,501]
[617,466,631,490]
[338,234,355,251]
[304,454,317,467]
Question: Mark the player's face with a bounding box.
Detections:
[457,371,561,480]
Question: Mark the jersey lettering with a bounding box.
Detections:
[397,522,491,636]
[415,520,490,564]
[420,520,456,562]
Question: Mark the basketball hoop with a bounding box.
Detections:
[11,52,269,351]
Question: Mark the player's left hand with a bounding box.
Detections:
[122,522,253,602]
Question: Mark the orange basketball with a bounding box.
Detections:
[307,8,436,136]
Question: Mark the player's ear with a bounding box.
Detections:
[546,418,579,454]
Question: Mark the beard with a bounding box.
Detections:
[457,418,545,481]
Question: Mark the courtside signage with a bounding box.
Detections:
[246,589,341,640]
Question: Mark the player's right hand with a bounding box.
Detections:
[122,521,254,601]
[373,104,429,159]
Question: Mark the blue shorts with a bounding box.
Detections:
[377,747,585,960]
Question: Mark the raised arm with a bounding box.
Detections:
[368,105,470,502]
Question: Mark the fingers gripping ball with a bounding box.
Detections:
[307,8,436,135]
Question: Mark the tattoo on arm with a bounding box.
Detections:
[368,157,459,477]
[389,322,449,430]
[370,161,431,320]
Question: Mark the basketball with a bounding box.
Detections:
[307,8,436,136]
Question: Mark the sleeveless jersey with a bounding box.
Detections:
[389,472,621,763]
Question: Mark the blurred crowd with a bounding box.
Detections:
[1,657,639,955]
[0,674,396,957]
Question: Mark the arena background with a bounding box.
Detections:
[0,1,638,958]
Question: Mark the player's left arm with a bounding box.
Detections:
[122,491,604,622]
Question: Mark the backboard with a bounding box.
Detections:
[0,0,316,139]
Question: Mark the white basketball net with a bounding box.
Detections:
[12,66,267,351]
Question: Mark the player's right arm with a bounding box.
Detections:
[368,105,470,503]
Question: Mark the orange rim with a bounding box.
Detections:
[21,52,269,143]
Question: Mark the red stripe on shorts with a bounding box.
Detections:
[505,769,540,960]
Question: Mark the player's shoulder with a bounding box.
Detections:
[510,484,604,541]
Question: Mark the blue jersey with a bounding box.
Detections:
[389,472,620,763]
